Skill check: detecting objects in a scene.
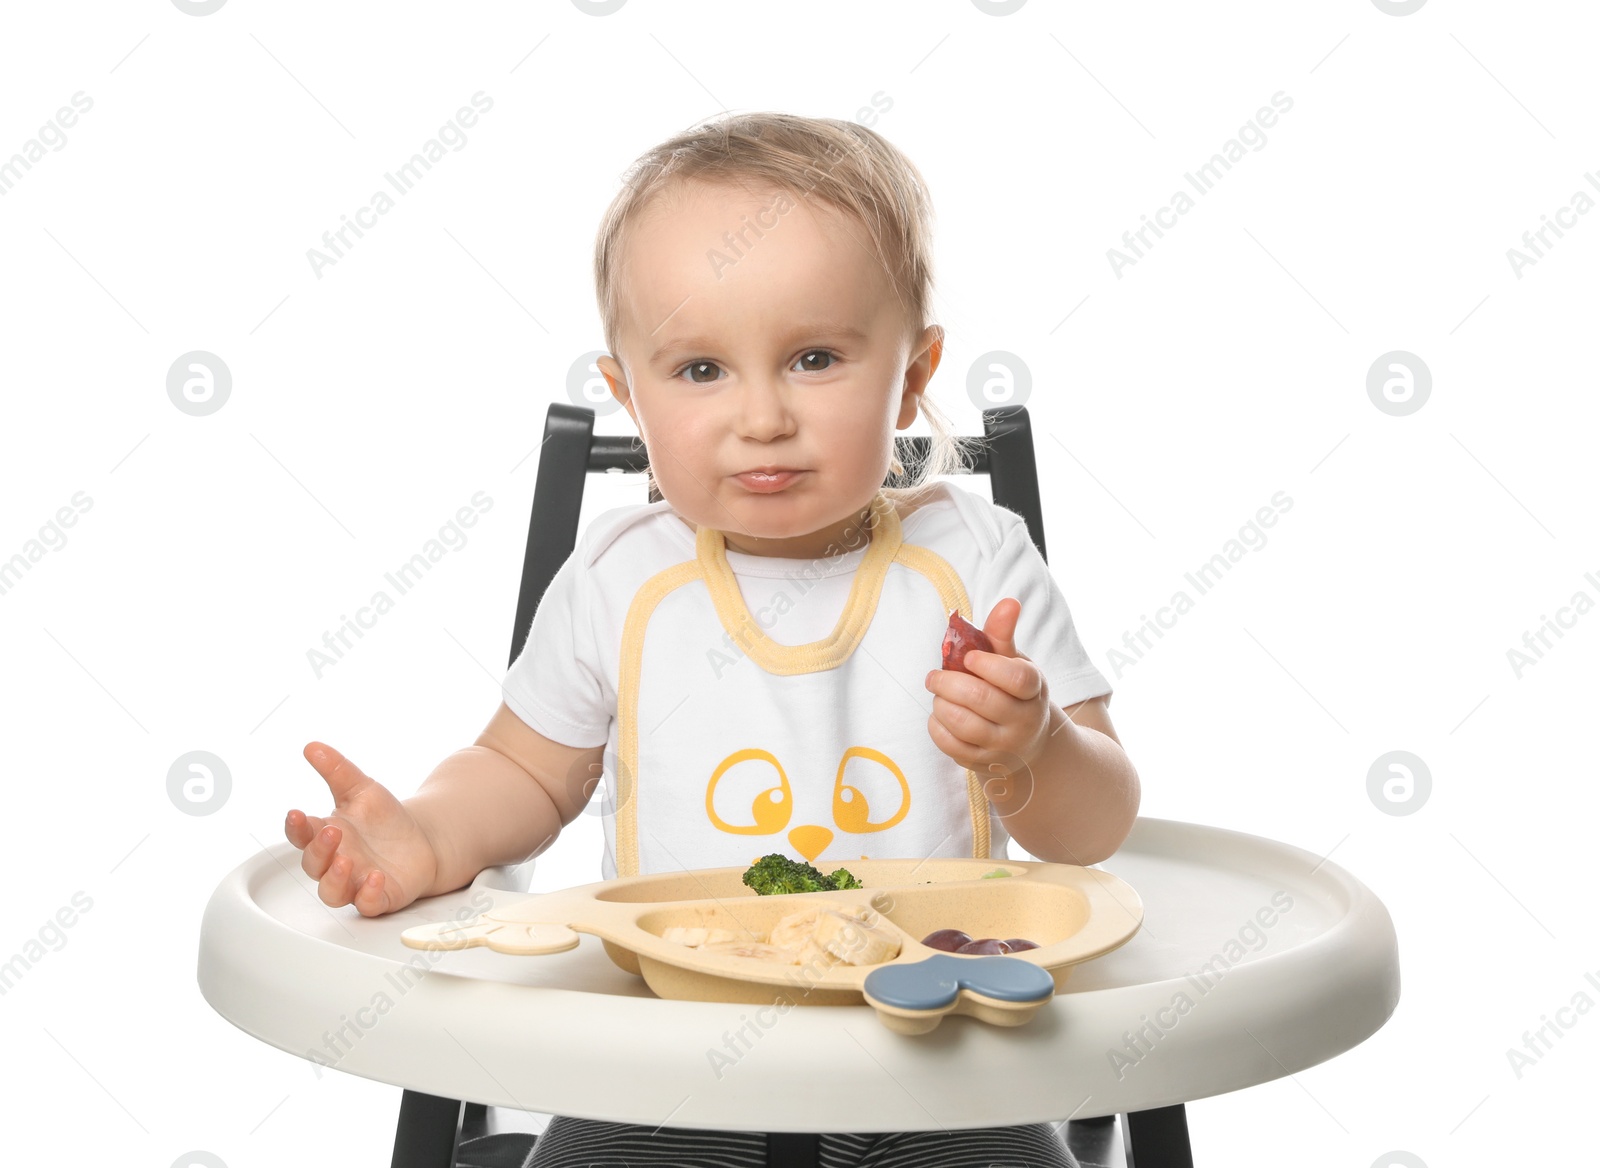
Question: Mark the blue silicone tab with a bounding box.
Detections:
[862,953,1056,1011]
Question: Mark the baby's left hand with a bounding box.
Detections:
[924,599,1052,776]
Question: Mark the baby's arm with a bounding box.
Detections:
[926,597,1139,866]
[288,708,604,914]
[410,703,606,895]
[998,693,1139,866]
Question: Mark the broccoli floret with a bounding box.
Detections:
[742,853,862,895]
[826,867,863,891]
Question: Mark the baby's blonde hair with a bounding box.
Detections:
[593,110,982,506]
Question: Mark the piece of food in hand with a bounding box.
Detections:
[742,852,862,895]
[941,609,994,675]
[921,928,974,952]
[662,926,741,947]
[814,907,901,965]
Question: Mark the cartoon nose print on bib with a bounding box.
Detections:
[706,746,913,862]
[612,489,999,877]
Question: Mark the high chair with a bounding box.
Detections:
[197,402,1401,1168]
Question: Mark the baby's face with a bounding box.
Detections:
[597,179,941,560]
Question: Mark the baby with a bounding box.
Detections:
[285,111,1139,1168]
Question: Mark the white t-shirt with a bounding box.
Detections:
[502,481,1111,881]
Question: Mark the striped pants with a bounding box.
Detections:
[525,1116,1080,1167]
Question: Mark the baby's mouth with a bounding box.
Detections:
[732,469,806,492]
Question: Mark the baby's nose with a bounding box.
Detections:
[734,379,797,436]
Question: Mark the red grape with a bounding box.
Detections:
[956,937,1010,955]
[941,610,994,675]
[1001,938,1039,952]
[921,928,972,952]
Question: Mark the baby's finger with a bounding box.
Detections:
[930,692,1000,747]
[284,808,324,850]
[927,713,980,771]
[304,741,373,809]
[964,650,1042,701]
[300,823,342,881]
[352,869,389,917]
[317,849,358,908]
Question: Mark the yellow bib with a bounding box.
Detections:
[611,489,994,877]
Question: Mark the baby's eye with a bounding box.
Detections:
[792,349,837,373]
[673,360,723,385]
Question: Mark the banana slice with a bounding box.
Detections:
[696,940,799,963]
[814,908,901,966]
[661,926,741,947]
[767,905,825,951]
[670,905,899,966]
[792,936,832,973]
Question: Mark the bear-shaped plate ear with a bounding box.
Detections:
[401,917,581,955]
[862,952,1055,1013]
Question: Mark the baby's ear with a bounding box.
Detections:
[596,356,628,403]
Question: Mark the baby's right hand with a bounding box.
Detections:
[285,742,442,917]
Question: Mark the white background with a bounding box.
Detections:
[1,1,1594,1165]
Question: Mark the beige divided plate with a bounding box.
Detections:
[402,858,1142,1034]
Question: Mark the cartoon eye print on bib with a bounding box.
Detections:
[705,746,912,863]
